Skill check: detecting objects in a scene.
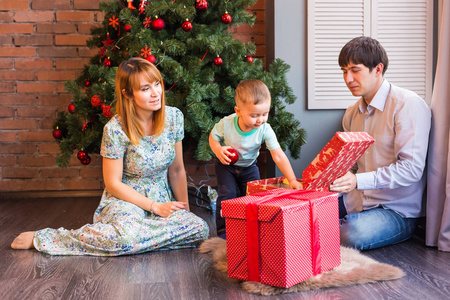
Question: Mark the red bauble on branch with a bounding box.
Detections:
[195,0,208,11]
[124,24,132,32]
[103,105,113,118]
[77,148,91,165]
[103,57,112,67]
[84,80,91,87]
[151,16,165,31]
[81,155,91,165]
[246,56,254,63]
[213,56,223,66]
[68,103,76,114]
[221,12,232,24]
[77,150,88,161]
[146,54,156,63]
[52,126,62,139]
[182,19,193,32]
[90,95,102,107]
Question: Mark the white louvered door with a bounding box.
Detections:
[307,0,433,109]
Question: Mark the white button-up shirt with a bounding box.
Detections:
[342,80,431,217]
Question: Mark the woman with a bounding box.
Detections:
[11,57,209,255]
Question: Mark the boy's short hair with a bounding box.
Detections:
[235,79,271,106]
[339,36,389,75]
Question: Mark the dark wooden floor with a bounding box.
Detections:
[1,195,450,300]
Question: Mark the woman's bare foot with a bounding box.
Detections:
[11,231,35,249]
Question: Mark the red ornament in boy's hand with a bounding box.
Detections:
[227,148,239,165]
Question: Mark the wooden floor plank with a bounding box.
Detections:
[1,196,450,300]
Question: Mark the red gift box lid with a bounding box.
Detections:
[302,131,374,190]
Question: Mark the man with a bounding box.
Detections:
[329,36,431,250]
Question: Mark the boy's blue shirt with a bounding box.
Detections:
[211,113,280,167]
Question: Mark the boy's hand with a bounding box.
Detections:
[289,179,302,190]
[216,146,234,165]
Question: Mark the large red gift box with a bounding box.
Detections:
[247,132,374,194]
[302,131,374,191]
[222,189,341,288]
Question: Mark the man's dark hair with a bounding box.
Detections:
[338,36,389,75]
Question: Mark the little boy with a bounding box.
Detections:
[209,79,302,238]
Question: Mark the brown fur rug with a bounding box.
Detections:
[198,237,405,296]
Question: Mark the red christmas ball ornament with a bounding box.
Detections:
[182,20,193,32]
[77,150,88,161]
[52,126,62,139]
[84,80,91,87]
[81,155,91,165]
[246,56,254,63]
[103,57,112,67]
[151,17,165,31]
[221,12,232,24]
[124,24,132,32]
[90,95,102,107]
[227,148,239,165]
[68,103,76,114]
[103,105,113,118]
[213,56,223,66]
[146,54,156,63]
[195,0,208,11]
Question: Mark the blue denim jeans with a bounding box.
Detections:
[338,196,417,250]
[214,159,260,235]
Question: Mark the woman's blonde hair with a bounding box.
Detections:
[115,57,165,145]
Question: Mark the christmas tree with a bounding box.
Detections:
[53,0,306,167]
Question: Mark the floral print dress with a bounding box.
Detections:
[34,106,209,256]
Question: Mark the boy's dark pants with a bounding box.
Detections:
[214,159,260,236]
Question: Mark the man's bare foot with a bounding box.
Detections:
[11,231,36,249]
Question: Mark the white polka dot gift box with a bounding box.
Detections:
[222,188,341,288]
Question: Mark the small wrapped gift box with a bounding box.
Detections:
[302,131,374,191]
[222,189,341,288]
[247,132,374,194]
[246,177,302,195]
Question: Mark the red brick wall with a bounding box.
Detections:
[0,0,266,194]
